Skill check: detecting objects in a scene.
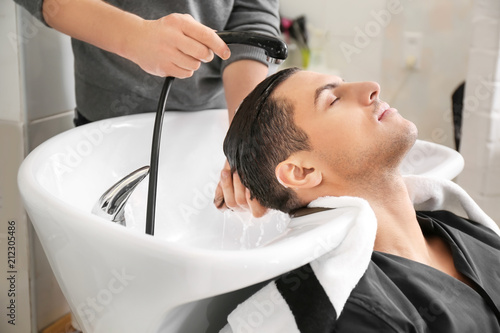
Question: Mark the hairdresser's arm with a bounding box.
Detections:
[41,0,230,78]
[222,59,268,120]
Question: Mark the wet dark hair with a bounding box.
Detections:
[223,67,311,213]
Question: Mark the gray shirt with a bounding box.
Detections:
[15,0,280,121]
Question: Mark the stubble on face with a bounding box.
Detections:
[314,110,418,186]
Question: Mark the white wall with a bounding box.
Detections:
[280,0,387,82]
[17,4,76,328]
[280,0,473,149]
[458,0,500,222]
[0,2,34,332]
[0,3,76,332]
[17,6,75,151]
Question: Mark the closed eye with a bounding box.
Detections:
[330,97,340,106]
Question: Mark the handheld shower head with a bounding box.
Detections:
[217,31,288,64]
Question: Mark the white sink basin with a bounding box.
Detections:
[400,139,464,179]
[18,109,464,332]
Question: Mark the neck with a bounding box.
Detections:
[365,174,429,262]
[309,171,432,263]
[357,172,471,286]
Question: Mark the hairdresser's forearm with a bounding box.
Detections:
[42,0,141,61]
[223,60,268,122]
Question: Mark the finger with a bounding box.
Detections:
[176,37,215,63]
[181,16,231,60]
[213,181,226,209]
[219,169,237,209]
[246,188,268,218]
[232,173,249,208]
[160,54,200,77]
[155,61,195,79]
[249,202,268,218]
[170,47,204,71]
[214,161,232,210]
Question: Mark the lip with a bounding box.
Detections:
[376,102,394,121]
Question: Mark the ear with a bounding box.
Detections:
[275,157,322,189]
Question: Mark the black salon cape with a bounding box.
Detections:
[275,210,500,332]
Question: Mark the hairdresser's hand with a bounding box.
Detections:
[214,161,268,218]
[126,13,231,78]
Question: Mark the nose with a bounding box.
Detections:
[350,81,380,106]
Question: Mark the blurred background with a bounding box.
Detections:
[280,0,472,150]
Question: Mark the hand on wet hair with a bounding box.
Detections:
[214,161,268,217]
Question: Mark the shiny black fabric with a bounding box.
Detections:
[281,211,500,332]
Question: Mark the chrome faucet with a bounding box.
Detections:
[92,166,149,226]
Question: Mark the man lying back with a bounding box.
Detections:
[220,67,500,332]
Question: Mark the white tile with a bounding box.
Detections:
[473,195,500,225]
[0,121,25,217]
[0,121,33,333]
[460,141,500,198]
[489,110,500,141]
[457,165,484,197]
[28,111,75,152]
[280,0,328,32]
[472,0,500,22]
[461,113,500,166]
[17,7,75,122]
[486,141,500,166]
[32,231,70,330]
[329,35,383,82]
[465,77,499,106]
[493,107,500,120]
[0,1,22,122]
[470,15,500,50]
[462,78,500,121]
[467,49,500,82]
[324,0,389,36]
[482,144,500,196]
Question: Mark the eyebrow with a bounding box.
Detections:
[314,82,341,107]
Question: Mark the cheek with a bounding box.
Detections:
[317,113,371,139]
[310,120,369,159]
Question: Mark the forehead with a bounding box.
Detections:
[274,71,342,105]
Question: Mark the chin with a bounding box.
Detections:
[406,121,419,148]
[384,122,418,168]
